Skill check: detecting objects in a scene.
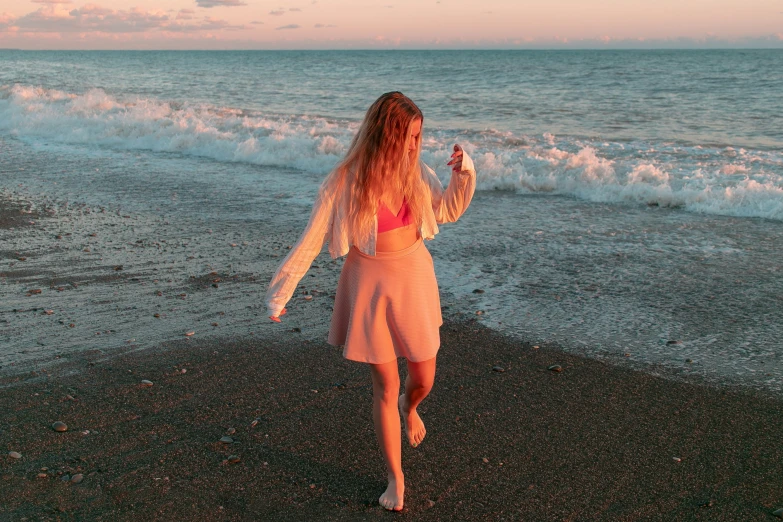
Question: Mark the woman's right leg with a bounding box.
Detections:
[370,359,404,511]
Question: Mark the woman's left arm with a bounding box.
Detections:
[425,144,477,224]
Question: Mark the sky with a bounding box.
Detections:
[0,0,781,50]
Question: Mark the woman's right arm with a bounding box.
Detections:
[264,187,334,319]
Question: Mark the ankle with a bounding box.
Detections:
[387,471,404,484]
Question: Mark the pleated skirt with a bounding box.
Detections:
[327,238,442,364]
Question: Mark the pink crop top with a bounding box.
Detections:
[377,198,412,233]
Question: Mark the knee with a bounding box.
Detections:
[374,378,401,404]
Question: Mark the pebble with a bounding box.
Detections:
[226,427,236,435]
[184,331,195,337]
[180,368,187,374]
[61,474,71,482]
[427,499,436,508]
[37,473,47,478]
[52,421,68,432]
[141,380,153,387]
[548,365,563,372]
[227,455,240,464]
[772,508,783,518]
[44,309,54,315]
[472,289,485,294]
[153,313,160,318]
[672,456,682,462]
[666,340,682,345]
[220,436,234,444]
[482,457,489,463]
[250,419,259,428]
[8,451,22,459]
[71,473,84,484]
[686,359,693,363]
[303,295,313,301]
[475,310,484,315]
[492,366,505,373]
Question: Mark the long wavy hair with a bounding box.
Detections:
[326,92,426,245]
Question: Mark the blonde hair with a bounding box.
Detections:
[326,92,426,245]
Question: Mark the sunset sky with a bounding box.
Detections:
[1,0,781,50]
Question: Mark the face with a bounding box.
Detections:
[408,118,422,152]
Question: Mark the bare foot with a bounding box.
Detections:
[398,394,426,447]
[379,475,404,511]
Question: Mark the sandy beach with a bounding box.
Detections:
[2,191,783,520]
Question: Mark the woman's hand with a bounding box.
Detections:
[446,144,464,172]
[269,308,287,323]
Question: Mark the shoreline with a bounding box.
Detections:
[2,321,782,520]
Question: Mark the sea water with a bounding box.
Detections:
[1,50,781,392]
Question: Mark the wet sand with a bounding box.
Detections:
[2,189,783,520]
[2,320,783,521]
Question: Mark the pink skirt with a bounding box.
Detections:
[328,238,442,364]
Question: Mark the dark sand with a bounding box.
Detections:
[2,321,782,521]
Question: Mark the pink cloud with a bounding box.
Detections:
[269,9,285,16]
[6,4,247,34]
[195,0,247,7]
[276,24,300,30]
[31,0,73,4]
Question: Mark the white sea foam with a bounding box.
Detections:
[2,84,782,221]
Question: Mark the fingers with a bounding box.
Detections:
[269,308,287,323]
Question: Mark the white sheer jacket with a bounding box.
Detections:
[264,151,477,318]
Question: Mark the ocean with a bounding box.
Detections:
[1,50,781,393]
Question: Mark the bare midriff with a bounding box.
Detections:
[376,223,420,252]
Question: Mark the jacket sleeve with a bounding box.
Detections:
[264,187,334,317]
[423,149,477,224]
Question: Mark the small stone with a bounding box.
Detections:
[772,508,783,518]
[37,473,47,478]
[250,419,259,427]
[52,421,67,432]
[472,289,485,294]
[113,265,123,271]
[303,295,313,301]
[666,340,682,345]
[180,368,187,374]
[71,473,84,484]
[475,310,484,315]
[211,322,219,327]
[8,451,22,459]
[548,365,563,372]
[17,257,27,261]
[66,395,75,401]
[226,427,236,435]
[61,474,71,482]
[28,289,42,295]
[672,456,682,462]
[220,436,234,444]
[81,430,90,436]
[686,359,693,363]
[492,366,504,373]
[153,313,160,318]
[227,455,240,464]
[427,499,436,508]
[482,457,489,463]
[44,310,54,315]
[533,345,539,349]
[309,483,316,489]
[184,331,195,337]
[141,380,153,387]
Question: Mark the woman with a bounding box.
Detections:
[265,91,476,511]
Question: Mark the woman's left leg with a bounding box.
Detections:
[399,356,436,447]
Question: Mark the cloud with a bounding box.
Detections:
[195,0,247,7]
[251,21,264,25]
[7,4,246,34]
[314,23,336,28]
[276,24,300,30]
[269,9,285,16]
[31,0,73,4]
[289,8,301,11]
